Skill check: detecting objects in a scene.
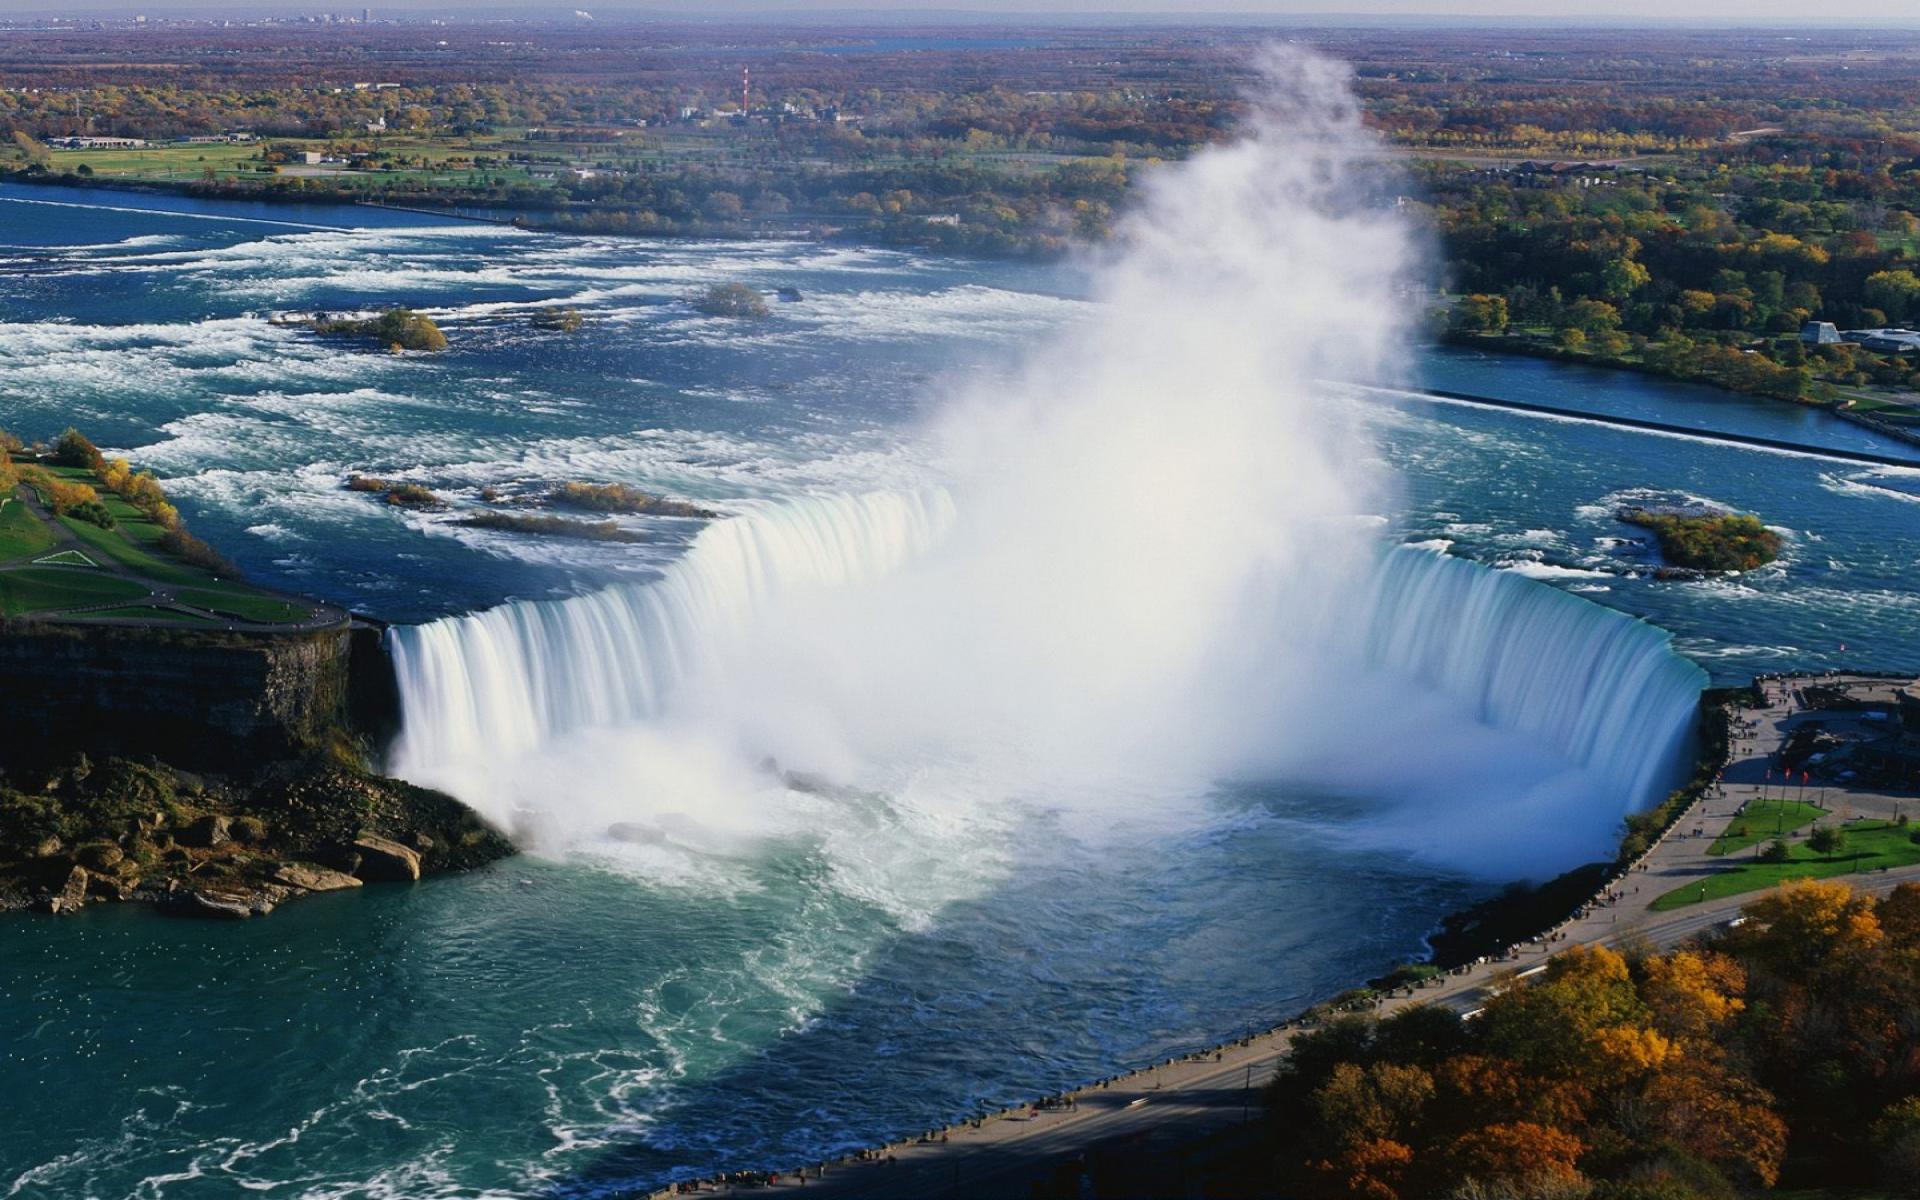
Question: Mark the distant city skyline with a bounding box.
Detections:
[2,1,1919,25]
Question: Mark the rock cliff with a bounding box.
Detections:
[0,620,356,770]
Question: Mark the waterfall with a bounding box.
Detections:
[387,490,954,776]
[389,492,1706,837]
[1358,546,1707,812]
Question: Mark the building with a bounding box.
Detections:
[47,136,147,150]
[1842,328,1920,354]
[1799,320,1841,345]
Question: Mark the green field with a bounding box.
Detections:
[0,567,148,616]
[1653,820,1920,911]
[0,494,57,562]
[6,462,313,623]
[1710,798,1829,856]
[173,586,308,624]
[48,135,543,190]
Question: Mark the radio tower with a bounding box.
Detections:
[741,65,750,117]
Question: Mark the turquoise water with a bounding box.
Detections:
[4,183,1919,1197]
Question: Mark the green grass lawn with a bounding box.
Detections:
[1710,798,1828,856]
[55,512,213,587]
[172,586,309,623]
[1653,820,1920,911]
[0,567,149,616]
[0,494,57,562]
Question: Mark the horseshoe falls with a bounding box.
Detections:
[388,489,1706,877]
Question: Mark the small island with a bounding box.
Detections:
[1619,505,1784,572]
[345,473,445,509]
[550,481,717,519]
[529,307,584,333]
[691,282,770,319]
[453,511,645,542]
[302,307,448,352]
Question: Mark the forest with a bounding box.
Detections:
[5,21,1920,392]
[1256,880,1920,1199]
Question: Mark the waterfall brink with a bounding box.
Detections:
[387,490,955,777]
[1360,546,1707,814]
[390,492,1706,843]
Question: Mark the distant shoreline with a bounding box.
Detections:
[1368,383,1920,470]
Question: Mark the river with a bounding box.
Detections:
[2,182,1917,1197]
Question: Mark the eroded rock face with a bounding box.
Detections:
[272,862,364,892]
[350,834,421,883]
[177,884,288,919]
[0,624,351,771]
[181,815,232,849]
[41,865,89,914]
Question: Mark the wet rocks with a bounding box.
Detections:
[41,865,90,914]
[176,883,287,919]
[272,862,364,892]
[350,834,421,883]
[180,814,232,849]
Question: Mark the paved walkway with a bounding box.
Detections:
[660,674,1920,1199]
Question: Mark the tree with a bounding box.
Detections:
[1759,839,1791,863]
[1601,255,1651,301]
[1637,951,1744,1044]
[1442,1121,1586,1191]
[1863,270,1920,323]
[1638,1061,1787,1187]
[1807,825,1846,860]
[52,427,104,471]
[1565,299,1622,336]
[1310,1061,1435,1149]
[1453,294,1509,334]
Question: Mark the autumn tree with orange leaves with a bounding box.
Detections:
[1259,880,1920,1199]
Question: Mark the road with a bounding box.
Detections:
[666,674,1920,1199]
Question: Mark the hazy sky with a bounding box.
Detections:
[7,0,1920,22]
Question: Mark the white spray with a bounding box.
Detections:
[388,49,1700,891]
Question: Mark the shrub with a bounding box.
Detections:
[550,481,716,518]
[691,282,770,318]
[230,815,268,845]
[345,475,443,509]
[52,427,105,471]
[159,527,236,576]
[311,308,447,352]
[68,499,115,529]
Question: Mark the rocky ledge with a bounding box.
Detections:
[0,755,511,918]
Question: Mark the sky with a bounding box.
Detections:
[5,0,1919,22]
